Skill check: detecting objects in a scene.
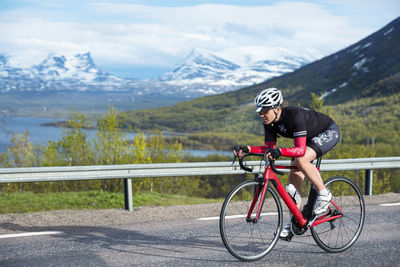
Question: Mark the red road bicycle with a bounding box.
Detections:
[219,151,365,261]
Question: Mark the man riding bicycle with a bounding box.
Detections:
[234,87,340,239]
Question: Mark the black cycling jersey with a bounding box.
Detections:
[264,106,334,143]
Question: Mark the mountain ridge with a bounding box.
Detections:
[217,16,400,107]
[262,16,400,105]
[123,16,400,134]
[0,52,131,93]
[0,49,308,97]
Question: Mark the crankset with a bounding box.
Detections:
[291,217,308,236]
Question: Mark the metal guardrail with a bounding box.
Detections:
[0,157,399,211]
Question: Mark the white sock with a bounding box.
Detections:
[319,188,329,196]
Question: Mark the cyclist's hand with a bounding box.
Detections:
[233,145,249,158]
[265,148,281,160]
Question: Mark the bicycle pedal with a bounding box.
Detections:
[280,232,294,242]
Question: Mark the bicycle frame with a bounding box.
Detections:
[222,155,365,260]
[247,161,342,229]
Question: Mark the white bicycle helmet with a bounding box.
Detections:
[254,88,283,112]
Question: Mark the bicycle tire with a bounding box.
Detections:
[219,180,283,261]
[311,176,365,253]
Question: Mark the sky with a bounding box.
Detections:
[0,0,399,79]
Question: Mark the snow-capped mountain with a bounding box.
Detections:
[0,52,132,93]
[0,49,308,97]
[151,49,309,96]
[160,49,240,81]
[34,53,105,82]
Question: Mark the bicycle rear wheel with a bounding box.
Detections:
[219,180,282,261]
[311,176,365,253]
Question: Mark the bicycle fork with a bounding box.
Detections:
[246,173,268,223]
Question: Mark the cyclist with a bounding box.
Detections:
[234,87,340,239]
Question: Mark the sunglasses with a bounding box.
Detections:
[257,107,273,115]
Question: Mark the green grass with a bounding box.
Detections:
[0,190,222,214]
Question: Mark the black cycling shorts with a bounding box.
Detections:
[307,122,340,157]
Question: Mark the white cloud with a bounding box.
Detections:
[0,1,398,77]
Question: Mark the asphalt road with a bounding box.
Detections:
[0,203,399,266]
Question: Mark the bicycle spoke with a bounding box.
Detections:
[342,214,360,224]
[311,176,365,253]
[227,224,248,241]
[340,219,357,234]
[220,180,282,261]
[340,221,352,243]
[255,225,267,245]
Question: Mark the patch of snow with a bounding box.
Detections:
[351,46,360,53]
[352,58,367,70]
[384,27,394,35]
[352,57,373,73]
[320,88,337,99]
[362,42,372,49]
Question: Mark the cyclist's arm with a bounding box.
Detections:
[249,141,276,153]
[280,136,307,157]
[250,124,277,153]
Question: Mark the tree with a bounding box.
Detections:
[309,92,333,118]
[95,107,133,165]
[309,92,325,111]
[1,131,39,168]
[59,110,94,166]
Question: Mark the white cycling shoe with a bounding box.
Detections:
[313,190,332,215]
[280,223,292,238]
[279,190,332,240]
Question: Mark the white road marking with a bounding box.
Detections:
[0,231,63,239]
[380,202,400,207]
[198,212,278,221]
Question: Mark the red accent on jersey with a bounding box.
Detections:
[249,141,276,154]
[265,141,276,149]
[280,137,307,157]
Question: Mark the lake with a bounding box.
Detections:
[0,117,64,153]
[0,116,231,157]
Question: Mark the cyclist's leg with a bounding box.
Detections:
[289,122,340,206]
[295,147,333,215]
[304,123,340,188]
[281,163,306,239]
[298,122,340,192]
[302,123,340,214]
[288,164,305,209]
[294,147,324,191]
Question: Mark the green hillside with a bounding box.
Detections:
[124,17,400,155]
[254,17,400,105]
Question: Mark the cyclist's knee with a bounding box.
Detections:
[294,156,312,169]
[294,148,317,168]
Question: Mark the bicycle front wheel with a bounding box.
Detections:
[219,180,282,261]
[311,176,365,253]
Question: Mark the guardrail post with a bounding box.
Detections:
[123,178,133,211]
[364,169,373,196]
